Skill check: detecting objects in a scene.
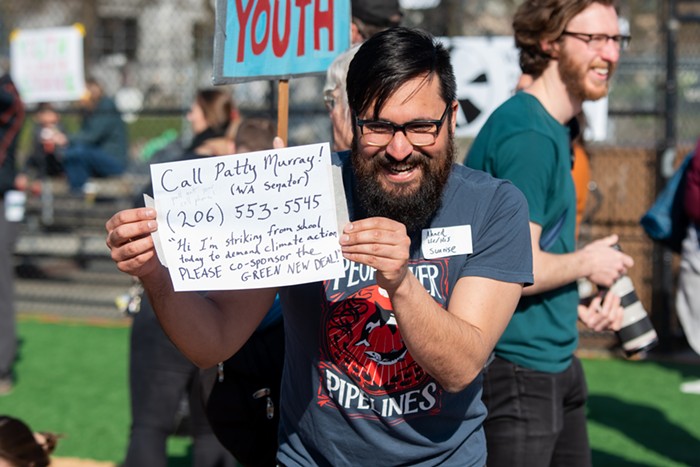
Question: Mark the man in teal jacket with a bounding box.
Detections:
[52,78,128,193]
[466,0,636,465]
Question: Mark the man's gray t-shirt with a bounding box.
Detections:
[276,154,533,466]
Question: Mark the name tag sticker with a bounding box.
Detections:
[421,225,473,259]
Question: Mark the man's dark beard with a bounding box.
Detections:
[351,140,454,235]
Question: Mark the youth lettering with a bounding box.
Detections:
[214,0,351,82]
[234,0,335,62]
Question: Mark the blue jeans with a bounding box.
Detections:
[62,144,126,192]
[482,356,591,467]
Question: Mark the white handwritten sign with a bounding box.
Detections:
[150,143,345,291]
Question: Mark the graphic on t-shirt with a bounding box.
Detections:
[354,289,408,365]
[326,284,423,394]
[318,258,450,420]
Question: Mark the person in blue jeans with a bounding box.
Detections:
[50,78,128,193]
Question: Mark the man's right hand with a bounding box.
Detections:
[105,207,161,278]
[580,234,634,288]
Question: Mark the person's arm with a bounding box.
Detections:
[393,269,521,393]
[105,207,277,367]
[493,133,632,297]
[525,221,628,331]
[340,217,523,393]
[524,223,632,295]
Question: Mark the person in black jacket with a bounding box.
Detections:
[0,67,25,396]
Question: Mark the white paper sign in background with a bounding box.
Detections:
[150,143,345,291]
[10,25,87,104]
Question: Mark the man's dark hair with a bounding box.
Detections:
[351,0,402,41]
[352,0,401,28]
[513,0,618,77]
[347,27,456,120]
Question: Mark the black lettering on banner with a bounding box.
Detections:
[154,144,340,289]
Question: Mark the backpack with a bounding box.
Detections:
[640,151,693,253]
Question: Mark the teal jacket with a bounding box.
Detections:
[71,96,128,162]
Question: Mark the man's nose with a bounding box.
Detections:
[385,130,413,161]
[600,38,620,63]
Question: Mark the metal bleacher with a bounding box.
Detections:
[14,174,149,321]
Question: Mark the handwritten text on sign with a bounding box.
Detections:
[150,143,344,291]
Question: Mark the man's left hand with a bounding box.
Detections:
[578,290,624,332]
[339,217,410,294]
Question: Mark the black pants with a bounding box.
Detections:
[0,201,18,382]
[482,356,591,467]
[203,318,285,467]
[124,297,236,467]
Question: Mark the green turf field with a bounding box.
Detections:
[1,318,698,466]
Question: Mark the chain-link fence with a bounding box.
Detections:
[1,0,696,350]
[0,0,679,153]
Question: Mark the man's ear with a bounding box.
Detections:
[541,38,560,59]
[450,101,459,133]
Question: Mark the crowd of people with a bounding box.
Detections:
[2,0,700,466]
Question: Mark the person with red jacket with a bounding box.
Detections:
[0,67,25,396]
[676,140,700,365]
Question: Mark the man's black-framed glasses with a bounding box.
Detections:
[560,31,631,52]
[355,103,451,147]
